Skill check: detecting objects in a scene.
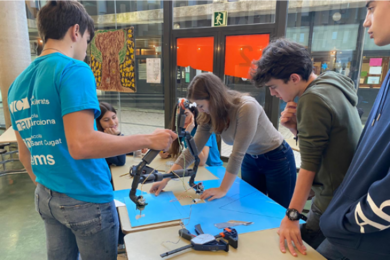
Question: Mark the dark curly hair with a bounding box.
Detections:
[251,38,313,87]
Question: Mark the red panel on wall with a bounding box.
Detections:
[177,37,214,72]
[225,34,270,79]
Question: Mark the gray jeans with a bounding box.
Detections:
[300,201,326,249]
[35,183,119,260]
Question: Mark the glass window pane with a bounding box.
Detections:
[80,0,164,136]
[173,0,276,29]
[363,35,390,51]
[282,0,368,138]
[225,34,269,79]
[312,24,359,52]
[223,34,269,157]
[358,55,390,125]
[176,37,214,98]
[286,27,310,47]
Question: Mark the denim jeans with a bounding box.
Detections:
[241,140,296,208]
[35,183,119,260]
[317,239,349,260]
[300,201,326,249]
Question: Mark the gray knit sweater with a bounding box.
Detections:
[175,96,283,175]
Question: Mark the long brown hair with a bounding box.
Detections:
[96,102,117,132]
[187,73,248,133]
[168,103,199,158]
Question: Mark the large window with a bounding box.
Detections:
[82,1,165,136]
[281,0,371,140]
[24,1,165,136]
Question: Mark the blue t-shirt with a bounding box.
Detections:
[183,128,223,166]
[8,53,113,203]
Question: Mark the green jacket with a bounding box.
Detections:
[297,71,362,213]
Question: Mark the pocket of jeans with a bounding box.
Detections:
[61,201,102,237]
[34,191,45,220]
[264,149,287,162]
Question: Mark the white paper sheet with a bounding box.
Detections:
[369,66,382,75]
[146,58,161,83]
[114,199,125,207]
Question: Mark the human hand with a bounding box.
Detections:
[280,102,298,136]
[199,187,227,201]
[149,129,178,151]
[277,216,307,257]
[104,127,121,135]
[149,179,169,196]
[159,151,170,159]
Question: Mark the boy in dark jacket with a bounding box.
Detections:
[319,1,390,259]
[251,38,362,256]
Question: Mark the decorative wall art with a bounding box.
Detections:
[89,27,136,92]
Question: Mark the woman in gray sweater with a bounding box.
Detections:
[150,73,296,208]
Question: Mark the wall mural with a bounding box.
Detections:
[89,27,136,92]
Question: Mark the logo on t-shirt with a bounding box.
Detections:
[9,98,30,114]
[15,117,32,131]
[31,154,55,166]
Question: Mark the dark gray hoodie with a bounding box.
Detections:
[297,71,362,213]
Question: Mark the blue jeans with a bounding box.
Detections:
[241,140,296,208]
[35,183,119,260]
[317,239,349,260]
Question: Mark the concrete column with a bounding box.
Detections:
[0,1,31,129]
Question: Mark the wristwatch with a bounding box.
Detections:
[286,208,307,221]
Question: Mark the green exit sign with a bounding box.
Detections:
[212,11,227,27]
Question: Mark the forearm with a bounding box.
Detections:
[288,168,316,211]
[220,171,236,192]
[171,163,183,172]
[164,163,184,181]
[69,131,153,160]
[198,147,209,166]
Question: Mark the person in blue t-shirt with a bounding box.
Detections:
[159,103,223,167]
[7,2,176,260]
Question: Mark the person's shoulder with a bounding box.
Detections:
[64,57,91,71]
[240,95,256,103]
[238,96,261,112]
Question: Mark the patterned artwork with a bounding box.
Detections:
[89,27,136,92]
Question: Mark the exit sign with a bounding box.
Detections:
[212,11,227,27]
